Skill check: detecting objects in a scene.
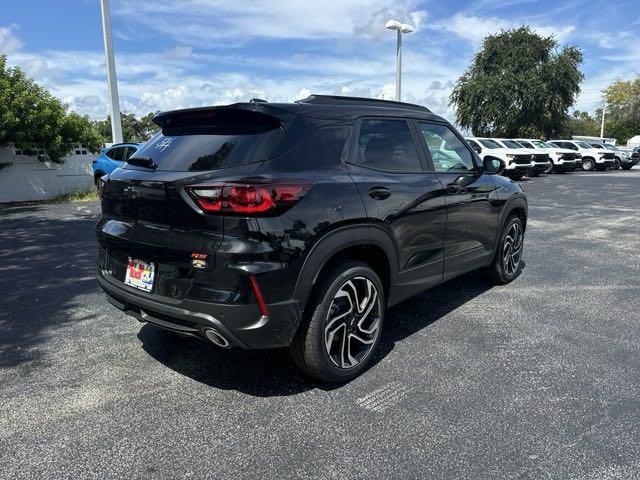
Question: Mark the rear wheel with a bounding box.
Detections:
[290,261,385,383]
[582,158,595,171]
[486,215,524,284]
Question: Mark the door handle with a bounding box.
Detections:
[368,186,391,200]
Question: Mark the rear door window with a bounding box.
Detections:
[107,147,125,161]
[353,119,422,172]
[128,109,284,172]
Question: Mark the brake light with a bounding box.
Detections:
[185,180,312,215]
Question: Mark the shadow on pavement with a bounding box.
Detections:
[0,204,100,368]
[138,269,503,396]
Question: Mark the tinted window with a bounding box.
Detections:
[501,140,524,149]
[418,123,475,172]
[107,147,125,161]
[518,140,534,148]
[128,109,284,172]
[479,139,502,149]
[123,146,137,161]
[354,119,421,172]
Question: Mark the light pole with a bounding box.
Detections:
[600,98,606,140]
[385,20,414,101]
[100,0,123,144]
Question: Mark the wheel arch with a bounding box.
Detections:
[292,224,399,311]
[494,195,528,252]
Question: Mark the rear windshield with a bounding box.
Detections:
[127,109,284,172]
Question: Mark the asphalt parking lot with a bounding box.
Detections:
[1,169,640,479]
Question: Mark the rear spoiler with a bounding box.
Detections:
[153,104,298,135]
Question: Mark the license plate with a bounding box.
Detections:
[124,258,155,292]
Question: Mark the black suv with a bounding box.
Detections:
[96,95,527,382]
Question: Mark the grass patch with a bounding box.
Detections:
[52,189,98,203]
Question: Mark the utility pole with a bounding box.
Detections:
[100,0,123,144]
[600,98,606,140]
[395,29,402,101]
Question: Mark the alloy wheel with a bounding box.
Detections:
[324,277,381,369]
[503,222,524,277]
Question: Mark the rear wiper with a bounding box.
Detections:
[126,156,158,170]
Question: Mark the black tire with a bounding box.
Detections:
[621,164,633,170]
[613,158,621,170]
[544,162,554,174]
[582,158,595,171]
[485,215,524,285]
[290,261,385,383]
[509,173,525,181]
[529,170,540,177]
[94,171,105,187]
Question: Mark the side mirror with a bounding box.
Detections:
[483,157,505,175]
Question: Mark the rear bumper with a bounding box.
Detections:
[97,269,302,349]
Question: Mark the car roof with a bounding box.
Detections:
[154,94,445,126]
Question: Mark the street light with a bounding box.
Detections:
[100,0,123,144]
[385,19,414,102]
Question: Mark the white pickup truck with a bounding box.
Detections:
[465,137,532,180]
[548,139,616,171]
[515,139,579,173]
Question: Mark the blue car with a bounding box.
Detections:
[92,143,142,184]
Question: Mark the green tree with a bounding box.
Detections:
[94,112,159,143]
[0,55,101,162]
[558,110,600,137]
[450,27,584,138]
[602,78,640,143]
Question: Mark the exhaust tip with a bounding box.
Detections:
[204,328,230,349]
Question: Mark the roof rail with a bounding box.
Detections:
[296,94,430,113]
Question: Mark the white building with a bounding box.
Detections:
[626,135,640,148]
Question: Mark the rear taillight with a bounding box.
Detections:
[185,180,312,216]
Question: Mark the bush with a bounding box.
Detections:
[0,55,102,163]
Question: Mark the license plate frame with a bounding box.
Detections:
[124,257,155,292]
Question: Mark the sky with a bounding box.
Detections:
[1,0,639,123]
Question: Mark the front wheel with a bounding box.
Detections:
[613,158,621,170]
[582,158,595,171]
[486,215,524,284]
[290,261,385,383]
[544,162,554,174]
[621,164,633,170]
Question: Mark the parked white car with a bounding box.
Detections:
[492,139,551,177]
[548,140,616,171]
[465,137,531,180]
[515,139,579,173]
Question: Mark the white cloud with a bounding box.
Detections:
[0,25,22,54]
[437,13,575,46]
[115,0,426,43]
